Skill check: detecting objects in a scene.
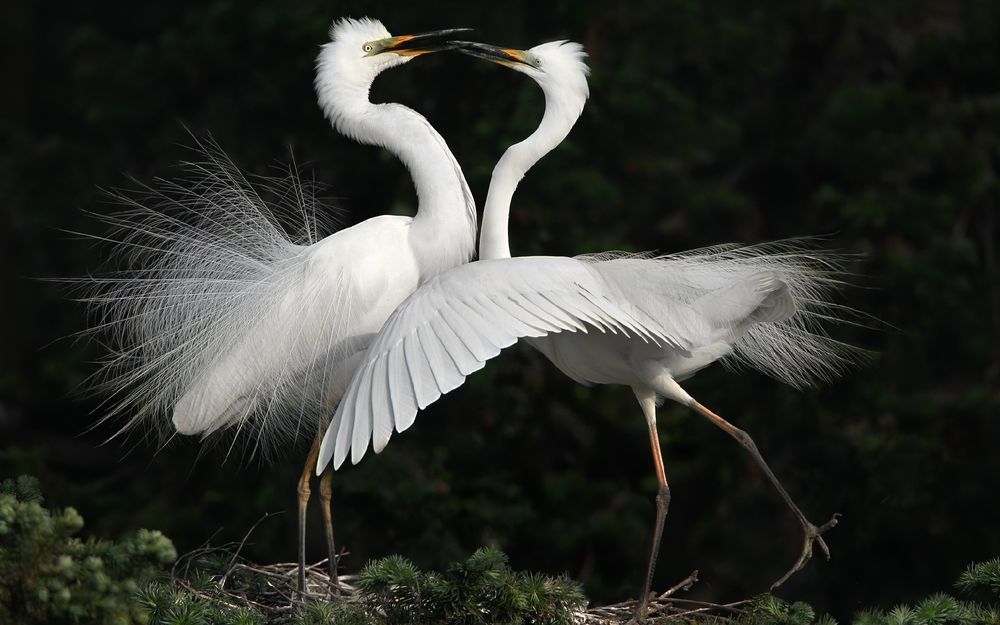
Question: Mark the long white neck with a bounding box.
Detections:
[316,74,477,275]
[479,92,582,260]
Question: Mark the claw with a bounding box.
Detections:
[770,513,840,590]
[819,513,842,533]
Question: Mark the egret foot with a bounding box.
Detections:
[771,513,840,590]
[627,570,699,623]
[687,400,839,589]
[629,595,654,624]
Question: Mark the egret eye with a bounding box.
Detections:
[363,43,374,53]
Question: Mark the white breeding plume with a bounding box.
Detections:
[318,39,866,620]
[81,17,478,593]
[83,141,343,452]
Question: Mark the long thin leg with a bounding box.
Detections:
[297,432,321,595]
[318,467,340,594]
[633,388,671,623]
[689,400,839,589]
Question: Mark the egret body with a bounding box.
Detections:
[87,17,477,593]
[319,40,857,620]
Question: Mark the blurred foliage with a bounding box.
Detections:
[2,1,999,622]
[136,581,271,625]
[355,546,585,624]
[290,602,369,625]
[741,559,1000,624]
[0,475,176,625]
[846,558,1000,625]
[741,595,838,625]
[957,559,1000,598]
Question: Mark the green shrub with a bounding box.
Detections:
[0,475,177,625]
[355,546,586,625]
[6,473,998,625]
[739,558,1000,625]
[290,601,369,625]
[739,594,837,625]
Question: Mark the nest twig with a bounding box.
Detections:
[581,569,750,624]
[166,530,752,624]
[168,555,751,623]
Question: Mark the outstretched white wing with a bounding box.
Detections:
[318,256,690,471]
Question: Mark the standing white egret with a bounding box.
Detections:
[318,40,860,621]
[84,18,477,593]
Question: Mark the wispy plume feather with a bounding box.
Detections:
[581,238,872,390]
[72,136,348,459]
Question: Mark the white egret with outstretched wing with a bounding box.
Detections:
[318,39,863,620]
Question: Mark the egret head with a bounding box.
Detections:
[458,40,590,112]
[317,18,468,90]
[316,18,470,131]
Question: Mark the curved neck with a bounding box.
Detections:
[479,93,581,261]
[318,79,477,273]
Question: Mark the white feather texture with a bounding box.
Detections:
[571,242,862,390]
[80,17,479,456]
[317,241,864,469]
[81,139,348,453]
[315,38,867,472]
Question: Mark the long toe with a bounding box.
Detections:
[771,515,839,590]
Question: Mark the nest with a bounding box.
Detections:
[168,539,752,625]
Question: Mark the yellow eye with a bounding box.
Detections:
[363,43,374,53]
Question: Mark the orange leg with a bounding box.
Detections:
[297,431,321,595]
[633,389,671,623]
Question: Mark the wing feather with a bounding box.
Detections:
[511,292,583,331]
[331,363,361,468]
[429,315,480,374]
[439,303,500,361]
[417,322,464,395]
[540,290,614,335]
[473,294,539,337]
[349,356,375,464]
[403,332,439,412]
[452,298,518,349]
[487,295,552,334]
[370,353,393,454]
[318,256,684,472]
[386,346,416,435]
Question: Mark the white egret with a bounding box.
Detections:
[318,40,860,620]
[84,17,477,592]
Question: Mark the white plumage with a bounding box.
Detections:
[84,145,344,450]
[78,23,866,616]
[84,18,477,453]
[317,39,859,471]
[327,255,683,466]
[319,243,854,470]
[82,16,479,593]
[315,38,863,618]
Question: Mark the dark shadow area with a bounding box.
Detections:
[2,2,998,621]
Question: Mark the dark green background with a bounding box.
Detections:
[2,1,998,620]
